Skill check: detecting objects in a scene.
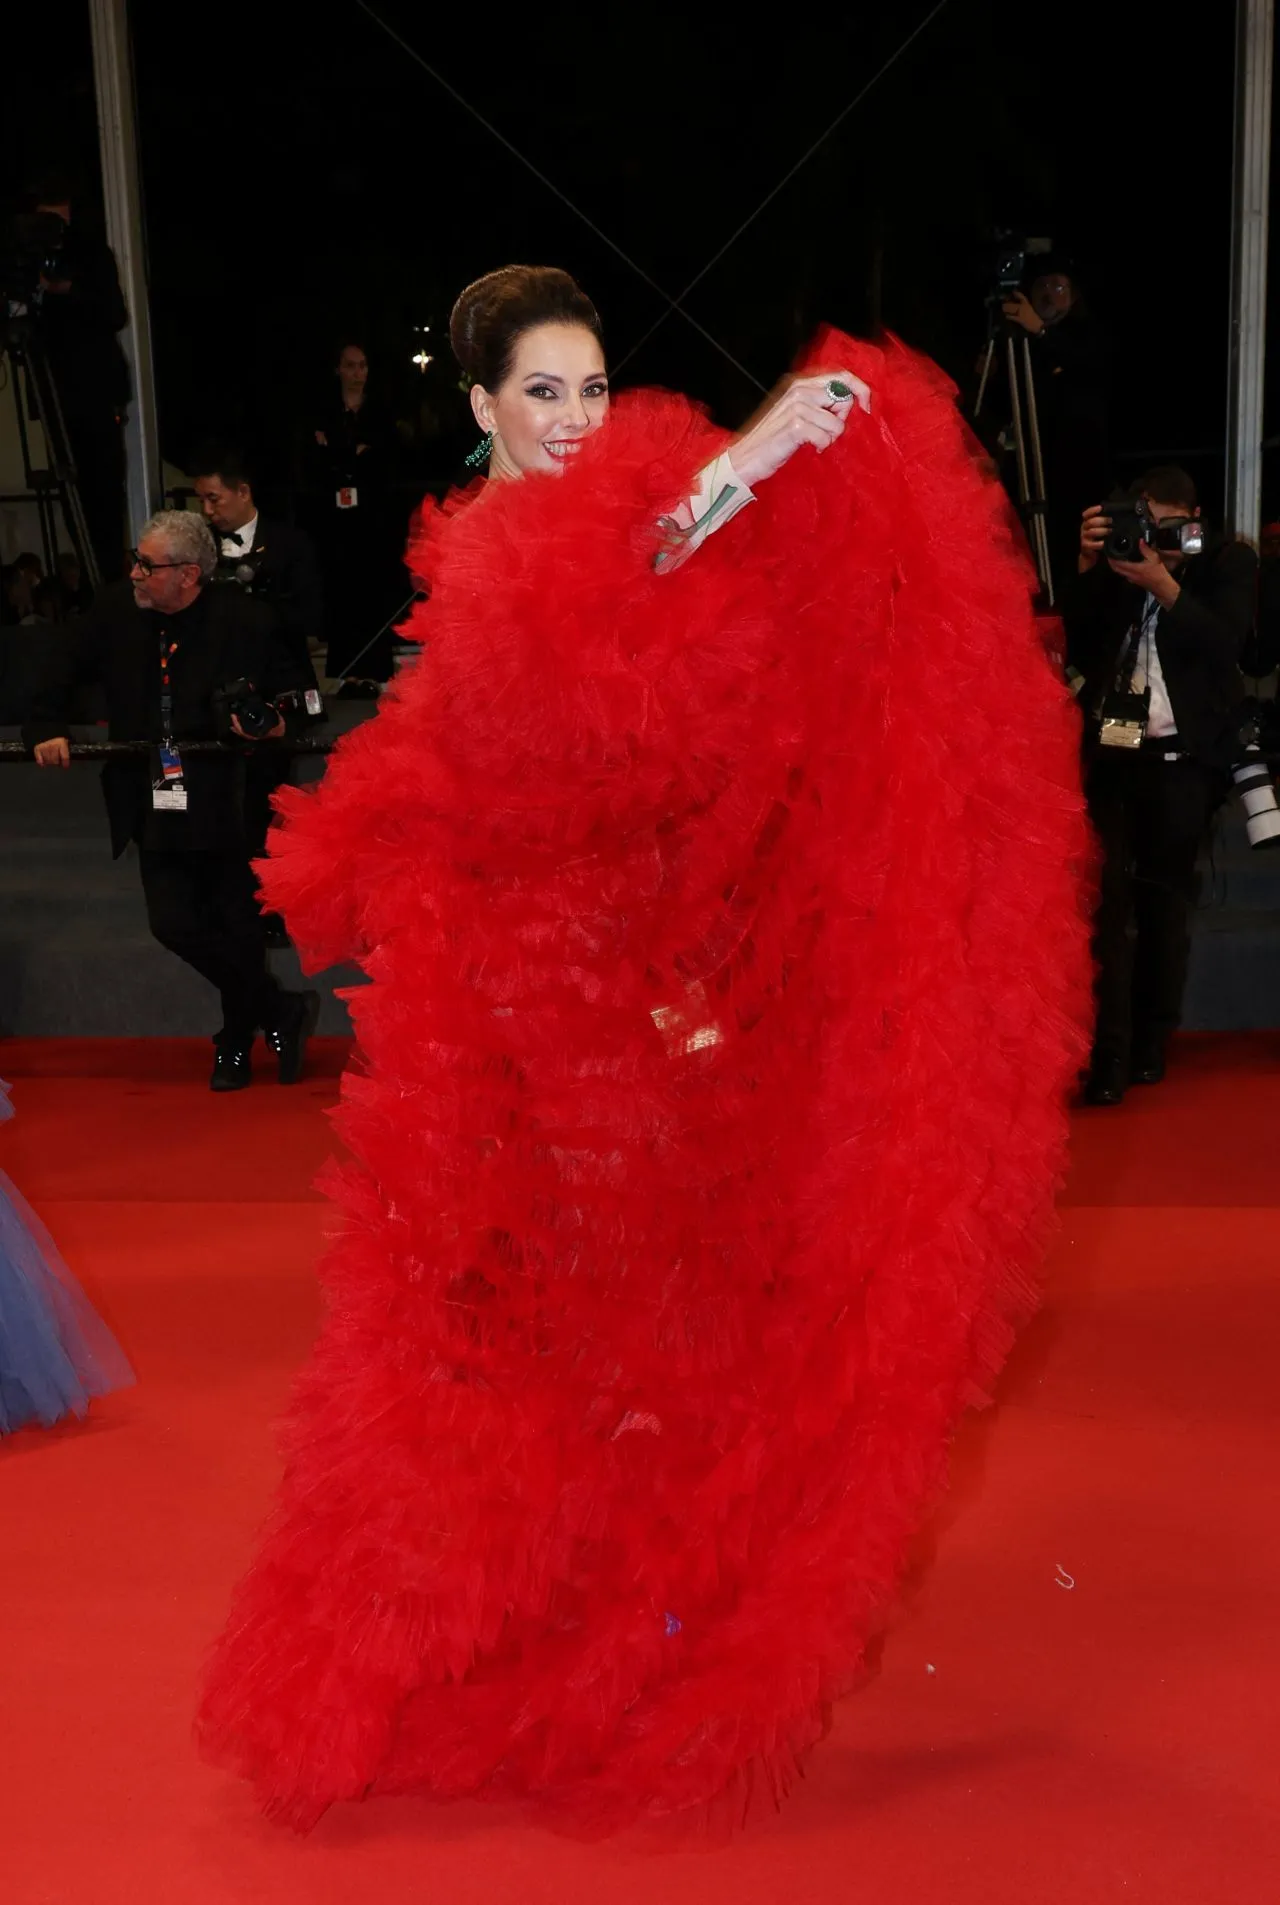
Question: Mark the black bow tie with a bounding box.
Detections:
[221,530,244,548]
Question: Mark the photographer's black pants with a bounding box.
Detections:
[1085,749,1218,1065]
[138,849,281,1041]
[244,756,290,937]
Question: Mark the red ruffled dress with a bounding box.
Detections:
[197,333,1094,1832]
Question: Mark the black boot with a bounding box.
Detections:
[1129,1033,1167,1086]
[265,990,319,1085]
[211,1033,254,1093]
[1084,1053,1128,1107]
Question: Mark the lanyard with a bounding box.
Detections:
[1130,595,1161,694]
[158,634,178,740]
[1113,595,1159,698]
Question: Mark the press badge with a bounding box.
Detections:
[152,741,188,811]
[1098,689,1149,750]
[336,487,359,509]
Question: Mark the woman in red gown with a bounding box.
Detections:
[198,266,1093,1832]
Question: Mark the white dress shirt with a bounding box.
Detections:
[220,512,259,562]
[1133,593,1178,739]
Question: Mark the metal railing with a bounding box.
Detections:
[0,737,337,759]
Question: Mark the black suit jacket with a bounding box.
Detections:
[1062,535,1257,769]
[219,515,324,668]
[23,580,314,857]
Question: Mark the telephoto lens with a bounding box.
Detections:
[1232,749,1280,849]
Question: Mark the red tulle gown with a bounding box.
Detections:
[197,334,1094,1832]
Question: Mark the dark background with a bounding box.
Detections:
[5,0,1277,516]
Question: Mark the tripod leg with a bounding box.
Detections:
[1005,334,1032,508]
[974,337,997,419]
[1020,335,1054,604]
[24,345,102,591]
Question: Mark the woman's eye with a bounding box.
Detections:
[584,383,609,399]
[526,385,556,400]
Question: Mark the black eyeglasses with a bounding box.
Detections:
[129,550,194,577]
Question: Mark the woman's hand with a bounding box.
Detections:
[727,370,870,490]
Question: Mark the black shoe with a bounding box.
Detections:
[1084,1055,1127,1107]
[211,1036,253,1092]
[262,913,291,950]
[265,990,319,1085]
[1129,1039,1167,1086]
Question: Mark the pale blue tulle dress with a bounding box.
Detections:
[0,1080,134,1433]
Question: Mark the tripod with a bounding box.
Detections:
[974,316,1053,606]
[0,315,101,592]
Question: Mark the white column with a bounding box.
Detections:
[1225,0,1274,544]
[88,0,161,542]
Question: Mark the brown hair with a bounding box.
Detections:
[1138,465,1198,511]
[449,266,603,391]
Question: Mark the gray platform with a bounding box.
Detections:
[0,732,363,1037]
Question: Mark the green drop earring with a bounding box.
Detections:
[465,431,494,472]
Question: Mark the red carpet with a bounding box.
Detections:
[2,1034,1277,1904]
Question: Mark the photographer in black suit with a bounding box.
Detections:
[190,449,323,668]
[1064,468,1257,1105]
[190,447,325,945]
[20,172,133,584]
[23,511,317,1092]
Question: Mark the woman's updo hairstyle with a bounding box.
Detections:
[449,266,603,392]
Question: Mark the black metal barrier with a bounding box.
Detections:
[0,738,337,758]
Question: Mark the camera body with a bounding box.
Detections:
[211,679,323,741]
[1,210,69,315]
[1104,496,1205,564]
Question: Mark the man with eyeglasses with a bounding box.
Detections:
[23,510,319,1091]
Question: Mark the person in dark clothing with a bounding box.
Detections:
[1064,466,1257,1105]
[190,448,326,945]
[26,178,132,585]
[304,342,408,690]
[189,449,324,670]
[23,510,318,1091]
[1001,258,1111,600]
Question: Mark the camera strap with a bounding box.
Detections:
[1098,613,1152,749]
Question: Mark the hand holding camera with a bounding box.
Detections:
[1079,498,1204,603]
[1000,290,1044,335]
[1078,504,1111,573]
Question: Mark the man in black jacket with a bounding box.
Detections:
[189,449,323,669]
[1064,466,1257,1104]
[24,510,317,1091]
[1001,256,1111,596]
[190,447,326,944]
[26,174,133,583]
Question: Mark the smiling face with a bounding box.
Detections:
[470,322,609,480]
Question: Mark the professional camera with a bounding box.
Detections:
[982,230,1052,308]
[1,210,69,317]
[212,679,323,741]
[989,232,1026,301]
[1231,717,1280,850]
[1103,496,1206,564]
